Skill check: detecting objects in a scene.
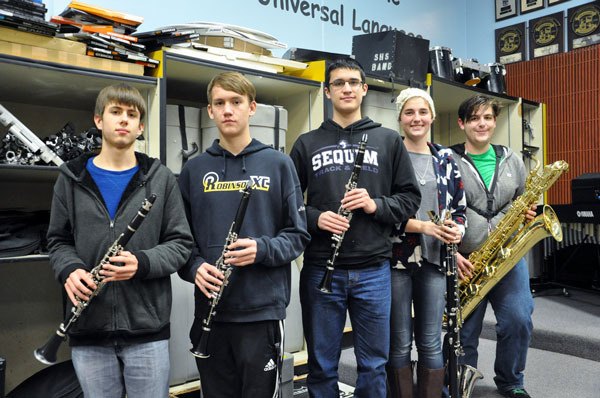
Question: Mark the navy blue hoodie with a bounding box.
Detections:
[290,117,421,268]
[178,138,310,323]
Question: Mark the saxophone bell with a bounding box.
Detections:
[459,364,484,398]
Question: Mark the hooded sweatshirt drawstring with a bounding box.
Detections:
[221,152,227,178]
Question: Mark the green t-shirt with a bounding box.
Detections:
[469,146,496,189]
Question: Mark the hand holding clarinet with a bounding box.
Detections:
[318,134,369,293]
[34,194,157,365]
[191,182,253,358]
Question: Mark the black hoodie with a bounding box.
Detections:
[290,117,421,268]
[178,139,310,323]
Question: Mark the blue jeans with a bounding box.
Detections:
[300,261,391,398]
[458,258,534,393]
[71,340,170,398]
[389,262,446,369]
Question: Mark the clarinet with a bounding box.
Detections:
[34,194,157,365]
[191,183,253,358]
[428,209,464,398]
[319,134,368,293]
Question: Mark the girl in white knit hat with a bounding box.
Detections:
[388,88,467,398]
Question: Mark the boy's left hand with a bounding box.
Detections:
[102,250,138,281]
[224,238,257,267]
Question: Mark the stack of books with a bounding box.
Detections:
[131,28,200,53]
[52,1,158,69]
[0,0,58,36]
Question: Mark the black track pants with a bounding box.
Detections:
[194,319,284,398]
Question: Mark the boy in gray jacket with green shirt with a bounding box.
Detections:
[448,95,536,398]
[47,83,193,398]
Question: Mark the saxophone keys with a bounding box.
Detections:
[467,284,480,295]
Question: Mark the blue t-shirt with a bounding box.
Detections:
[86,157,139,219]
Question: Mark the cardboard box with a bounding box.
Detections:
[0,40,144,76]
[0,26,86,54]
[198,35,272,56]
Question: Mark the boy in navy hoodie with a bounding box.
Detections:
[178,71,310,398]
[290,59,421,397]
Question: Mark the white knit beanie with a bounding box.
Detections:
[395,88,436,119]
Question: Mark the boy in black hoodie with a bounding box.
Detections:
[178,71,310,398]
[290,59,421,397]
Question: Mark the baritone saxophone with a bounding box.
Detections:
[457,158,568,324]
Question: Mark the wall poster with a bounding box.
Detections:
[521,0,545,14]
[496,0,518,21]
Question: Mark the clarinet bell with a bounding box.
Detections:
[34,332,65,365]
[190,329,210,359]
[318,269,334,293]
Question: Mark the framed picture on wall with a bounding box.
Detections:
[529,11,564,58]
[495,22,527,63]
[496,0,518,21]
[567,1,600,50]
[521,0,544,14]
[548,0,570,5]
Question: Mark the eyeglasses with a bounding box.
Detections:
[329,79,364,89]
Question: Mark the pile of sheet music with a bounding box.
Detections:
[0,0,58,36]
[52,0,158,69]
[134,22,287,56]
[138,22,306,75]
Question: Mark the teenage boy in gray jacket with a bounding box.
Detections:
[448,95,536,398]
[47,83,193,398]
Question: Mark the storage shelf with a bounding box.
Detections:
[162,52,320,105]
[0,164,59,182]
[0,254,49,264]
[430,75,519,115]
[0,53,157,111]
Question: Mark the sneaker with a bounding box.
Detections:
[502,388,531,398]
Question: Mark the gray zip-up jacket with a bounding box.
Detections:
[449,144,526,255]
[47,152,193,346]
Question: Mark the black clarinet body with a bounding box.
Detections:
[191,183,253,358]
[319,134,368,293]
[34,194,157,365]
[428,210,462,398]
[444,235,461,398]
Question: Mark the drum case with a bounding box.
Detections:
[352,31,430,86]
